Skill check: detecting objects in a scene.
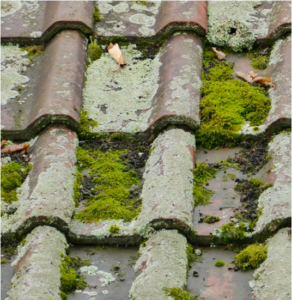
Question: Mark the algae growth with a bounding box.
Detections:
[196,45,271,149]
[1,162,33,203]
[74,146,141,223]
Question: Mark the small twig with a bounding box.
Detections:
[203,283,215,287]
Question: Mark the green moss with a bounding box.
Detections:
[186,243,195,271]
[87,36,102,64]
[21,45,44,56]
[234,243,267,270]
[246,53,269,70]
[109,225,120,234]
[234,178,273,193]
[1,162,33,203]
[93,6,101,24]
[77,110,99,139]
[163,287,196,300]
[73,171,82,207]
[217,222,250,242]
[214,260,225,267]
[74,147,141,223]
[202,216,220,224]
[222,173,236,182]
[193,162,218,206]
[133,0,148,5]
[59,253,87,298]
[197,46,271,149]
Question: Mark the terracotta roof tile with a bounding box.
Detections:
[1,1,93,44]
[2,30,87,140]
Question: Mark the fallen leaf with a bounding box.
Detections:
[107,43,126,72]
[252,76,275,88]
[212,47,226,60]
[1,143,30,154]
[1,140,7,148]
[235,71,275,88]
[235,71,253,83]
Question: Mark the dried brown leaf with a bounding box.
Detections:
[235,71,253,83]
[252,76,275,88]
[212,47,226,60]
[1,143,30,154]
[107,43,126,72]
[249,71,259,79]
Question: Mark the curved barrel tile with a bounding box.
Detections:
[6,226,67,300]
[1,127,78,244]
[253,132,291,236]
[147,33,202,132]
[136,129,196,235]
[2,30,87,140]
[256,1,291,42]
[130,230,188,300]
[1,1,93,45]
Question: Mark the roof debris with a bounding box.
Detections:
[107,43,127,72]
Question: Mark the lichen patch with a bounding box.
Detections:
[1,0,21,17]
[83,44,162,133]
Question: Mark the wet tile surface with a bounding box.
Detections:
[188,247,253,300]
[1,256,16,299]
[67,246,138,300]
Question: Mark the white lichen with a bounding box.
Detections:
[83,44,161,133]
[1,0,21,17]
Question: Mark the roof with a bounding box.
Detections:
[1,1,291,299]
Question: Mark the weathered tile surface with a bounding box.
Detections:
[129,230,188,300]
[83,33,202,135]
[95,1,207,39]
[253,132,291,235]
[250,228,291,300]
[188,247,254,299]
[1,1,93,44]
[207,1,291,52]
[68,245,138,300]
[6,226,67,300]
[2,30,87,140]
[136,129,196,233]
[2,127,78,243]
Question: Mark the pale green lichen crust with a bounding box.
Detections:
[1,44,30,105]
[207,1,270,52]
[254,132,291,233]
[129,230,188,300]
[83,44,162,133]
[249,228,291,300]
[1,0,22,17]
[136,129,195,229]
[6,226,68,300]
[96,1,161,37]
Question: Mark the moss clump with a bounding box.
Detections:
[73,171,82,207]
[216,222,250,242]
[201,216,220,224]
[59,253,88,299]
[133,0,148,5]
[197,46,271,149]
[163,287,196,300]
[214,260,225,267]
[22,45,44,56]
[222,173,236,182]
[109,225,120,234]
[246,53,269,70]
[1,162,33,203]
[77,110,99,139]
[74,147,141,223]
[193,162,218,206]
[93,6,101,24]
[186,243,195,271]
[234,243,267,270]
[87,36,102,64]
